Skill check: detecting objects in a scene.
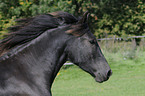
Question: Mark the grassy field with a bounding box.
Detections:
[52,50,145,96]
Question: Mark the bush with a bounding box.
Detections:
[0,0,145,39]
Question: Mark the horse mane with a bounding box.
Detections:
[0,11,88,56]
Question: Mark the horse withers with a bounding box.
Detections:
[0,11,112,96]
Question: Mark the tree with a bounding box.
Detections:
[0,0,145,39]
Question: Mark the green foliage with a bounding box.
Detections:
[94,0,145,38]
[0,0,145,39]
[0,15,16,39]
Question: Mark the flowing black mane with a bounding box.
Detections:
[0,11,80,55]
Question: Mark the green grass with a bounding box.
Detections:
[52,51,145,96]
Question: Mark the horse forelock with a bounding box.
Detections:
[65,23,89,37]
[0,11,89,56]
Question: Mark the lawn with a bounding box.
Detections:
[52,51,145,96]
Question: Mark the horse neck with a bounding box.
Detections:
[4,27,69,91]
[25,27,69,87]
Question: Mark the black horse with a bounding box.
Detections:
[0,11,112,96]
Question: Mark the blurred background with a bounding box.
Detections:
[0,0,145,96]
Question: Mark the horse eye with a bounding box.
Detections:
[89,40,96,44]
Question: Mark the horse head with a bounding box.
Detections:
[65,12,112,83]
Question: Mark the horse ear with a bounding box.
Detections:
[78,11,90,24]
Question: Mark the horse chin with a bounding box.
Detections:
[94,77,108,83]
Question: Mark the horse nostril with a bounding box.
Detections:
[107,70,112,78]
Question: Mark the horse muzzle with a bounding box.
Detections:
[95,69,112,83]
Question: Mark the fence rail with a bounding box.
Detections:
[64,63,73,65]
[97,36,145,41]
